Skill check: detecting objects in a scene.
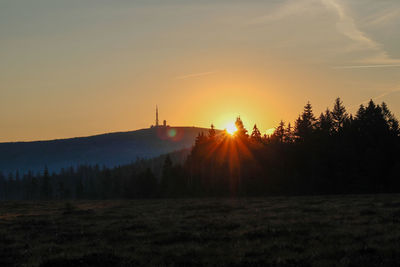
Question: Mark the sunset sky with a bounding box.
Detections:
[1,0,400,142]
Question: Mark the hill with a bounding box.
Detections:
[0,126,209,175]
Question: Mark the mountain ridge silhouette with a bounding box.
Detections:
[0,126,211,175]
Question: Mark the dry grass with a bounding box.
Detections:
[1,195,400,266]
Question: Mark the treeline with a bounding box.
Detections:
[0,150,189,200]
[186,98,400,196]
[0,98,399,199]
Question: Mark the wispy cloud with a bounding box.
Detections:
[333,64,400,69]
[366,8,400,26]
[249,0,400,65]
[320,0,377,50]
[320,0,400,64]
[247,0,317,25]
[175,71,216,80]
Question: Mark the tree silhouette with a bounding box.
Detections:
[251,124,262,142]
[381,102,400,135]
[235,116,248,137]
[272,120,285,143]
[208,124,216,139]
[161,155,174,196]
[1,97,399,199]
[331,97,348,132]
[75,176,84,199]
[317,109,333,135]
[0,172,5,200]
[40,166,52,200]
[295,102,316,141]
[284,122,294,143]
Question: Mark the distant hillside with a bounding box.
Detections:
[0,127,210,175]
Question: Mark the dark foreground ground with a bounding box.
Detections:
[1,195,400,266]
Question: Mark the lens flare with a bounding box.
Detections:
[167,128,177,138]
[225,122,237,135]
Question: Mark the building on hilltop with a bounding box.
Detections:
[150,105,169,128]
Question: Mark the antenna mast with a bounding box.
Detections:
[156,105,159,127]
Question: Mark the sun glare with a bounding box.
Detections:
[225,122,237,135]
[265,128,275,136]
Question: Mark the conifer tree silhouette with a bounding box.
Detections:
[208,124,216,139]
[251,124,262,142]
[295,102,316,141]
[41,166,52,200]
[318,109,333,135]
[331,97,348,132]
[235,117,248,137]
[273,120,285,143]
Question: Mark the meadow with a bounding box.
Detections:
[1,195,400,266]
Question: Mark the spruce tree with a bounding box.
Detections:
[382,102,400,135]
[235,116,248,137]
[208,124,216,139]
[273,120,285,143]
[284,122,294,143]
[251,124,262,142]
[0,172,4,200]
[331,97,348,132]
[318,109,333,135]
[295,101,316,141]
[161,155,174,196]
[41,166,52,200]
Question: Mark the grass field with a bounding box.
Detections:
[1,195,400,266]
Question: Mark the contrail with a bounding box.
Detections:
[333,64,400,69]
[175,71,216,80]
[369,88,400,101]
[351,87,400,108]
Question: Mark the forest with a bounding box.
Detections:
[1,98,399,200]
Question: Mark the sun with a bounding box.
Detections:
[225,122,237,135]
